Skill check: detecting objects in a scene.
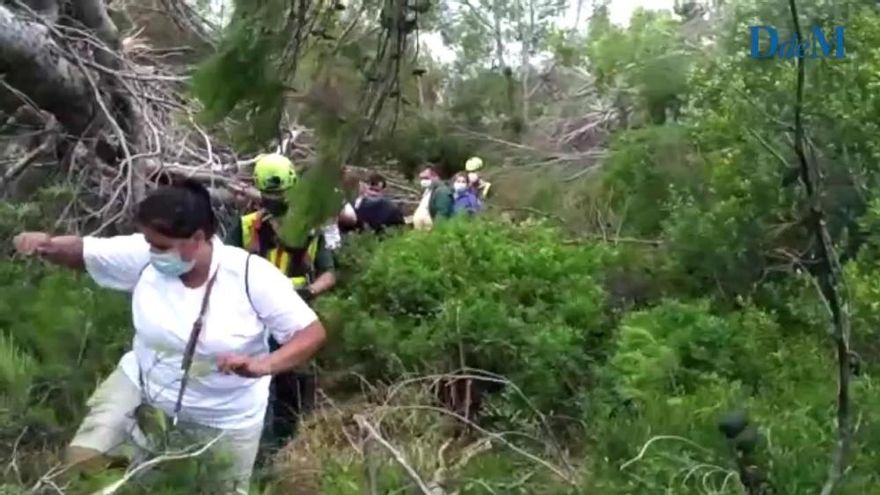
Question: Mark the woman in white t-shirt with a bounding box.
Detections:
[12,180,326,493]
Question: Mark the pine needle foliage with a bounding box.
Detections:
[190,0,289,149]
[278,97,352,246]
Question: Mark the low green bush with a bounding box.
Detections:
[318,217,613,414]
[584,298,880,493]
[610,300,781,401]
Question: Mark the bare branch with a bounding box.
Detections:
[0,120,56,192]
[386,404,577,485]
[355,414,434,495]
[457,0,495,31]
[89,434,225,495]
[786,1,854,493]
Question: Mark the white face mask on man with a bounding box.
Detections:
[419,178,433,189]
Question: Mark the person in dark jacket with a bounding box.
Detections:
[354,173,405,233]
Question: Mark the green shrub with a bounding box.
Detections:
[585,297,880,493]
[364,114,479,178]
[317,217,612,414]
[599,125,701,236]
[0,261,130,482]
[609,300,781,401]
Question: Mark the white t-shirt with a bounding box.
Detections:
[321,223,342,250]
[83,234,318,430]
[321,202,354,250]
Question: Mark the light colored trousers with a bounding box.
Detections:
[69,367,263,494]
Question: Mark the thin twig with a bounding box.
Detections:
[619,435,713,472]
[89,434,224,495]
[355,414,434,495]
[3,426,29,484]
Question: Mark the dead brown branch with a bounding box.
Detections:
[273,372,578,493]
[0,117,56,192]
[387,404,577,485]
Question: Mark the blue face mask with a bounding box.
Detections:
[150,250,196,277]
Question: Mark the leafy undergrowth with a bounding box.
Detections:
[312,218,880,493]
[2,218,880,494]
[0,261,131,483]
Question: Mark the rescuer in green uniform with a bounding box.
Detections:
[226,153,336,448]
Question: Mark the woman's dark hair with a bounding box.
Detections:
[367,173,386,189]
[135,179,217,238]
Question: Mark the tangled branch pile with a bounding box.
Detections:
[0,0,323,234]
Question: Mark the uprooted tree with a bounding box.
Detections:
[0,0,223,230]
[0,0,427,237]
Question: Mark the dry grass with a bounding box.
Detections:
[268,387,448,494]
[266,375,580,494]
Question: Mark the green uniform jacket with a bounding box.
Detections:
[429,182,454,219]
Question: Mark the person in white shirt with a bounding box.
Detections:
[321,201,356,250]
[12,180,326,494]
[321,183,358,251]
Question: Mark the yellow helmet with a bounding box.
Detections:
[254,153,297,192]
[465,156,484,172]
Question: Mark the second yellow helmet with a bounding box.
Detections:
[465,156,484,172]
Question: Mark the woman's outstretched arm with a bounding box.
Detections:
[14,232,150,291]
[218,320,327,377]
[13,232,85,270]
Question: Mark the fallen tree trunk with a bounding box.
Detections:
[0,4,95,134]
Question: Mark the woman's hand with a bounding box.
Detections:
[13,232,51,256]
[12,233,84,270]
[217,354,272,378]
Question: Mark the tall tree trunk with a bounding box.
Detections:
[572,0,583,28]
[491,0,505,69]
[516,0,533,125]
[71,0,122,69]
